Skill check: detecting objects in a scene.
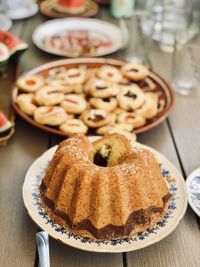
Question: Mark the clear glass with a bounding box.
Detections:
[172,41,200,95]
[141,0,195,52]
[159,0,192,52]
[121,15,152,65]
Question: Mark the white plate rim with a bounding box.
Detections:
[32,18,126,57]
[186,168,200,217]
[22,138,187,253]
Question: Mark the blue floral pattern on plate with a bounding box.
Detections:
[32,162,177,246]
[187,168,200,216]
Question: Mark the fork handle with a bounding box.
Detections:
[36,231,50,267]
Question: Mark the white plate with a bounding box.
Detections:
[23,138,187,253]
[32,18,127,57]
[186,168,200,217]
[6,1,38,20]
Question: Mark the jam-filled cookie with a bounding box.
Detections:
[60,94,87,114]
[57,68,86,84]
[121,63,149,81]
[117,112,146,129]
[117,84,145,110]
[89,97,118,112]
[16,75,45,93]
[48,66,66,78]
[81,109,112,128]
[35,86,65,106]
[46,80,74,94]
[135,92,158,119]
[34,106,67,126]
[96,123,133,135]
[59,119,88,136]
[16,93,37,116]
[84,78,120,98]
[97,65,123,83]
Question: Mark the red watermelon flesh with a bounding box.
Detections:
[0,111,12,133]
[57,0,86,8]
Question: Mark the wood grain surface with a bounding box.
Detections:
[0,7,199,267]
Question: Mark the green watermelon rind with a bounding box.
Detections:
[9,42,28,56]
[0,43,10,62]
[0,120,12,133]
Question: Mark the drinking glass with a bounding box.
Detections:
[141,0,196,52]
[172,41,200,95]
[159,0,193,52]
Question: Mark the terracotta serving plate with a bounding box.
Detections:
[11,58,174,137]
[40,0,99,18]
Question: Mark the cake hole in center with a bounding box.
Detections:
[93,144,112,167]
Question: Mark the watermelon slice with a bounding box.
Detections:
[0,111,12,133]
[53,0,86,14]
[0,30,28,56]
[0,43,9,73]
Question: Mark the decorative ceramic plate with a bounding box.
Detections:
[40,0,99,19]
[32,18,127,57]
[22,138,187,253]
[11,58,174,137]
[186,168,200,217]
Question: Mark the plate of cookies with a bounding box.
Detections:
[11,58,174,138]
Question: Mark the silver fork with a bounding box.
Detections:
[36,231,50,267]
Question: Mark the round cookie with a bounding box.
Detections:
[117,112,146,129]
[16,74,45,93]
[34,106,67,126]
[96,123,133,135]
[59,119,88,136]
[84,78,120,98]
[46,80,74,94]
[89,97,118,112]
[35,86,65,106]
[135,92,158,119]
[117,84,145,111]
[48,66,66,78]
[97,65,123,83]
[57,68,86,85]
[60,94,87,114]
[121,63,149,81]
[81,109,112,128]
[16,93,37,116]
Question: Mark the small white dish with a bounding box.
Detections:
[6,1,38,20]
[32,18,128,57]
[22,138,187,253]
[186,168,200,217]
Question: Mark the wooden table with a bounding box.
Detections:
[0,8,200,267]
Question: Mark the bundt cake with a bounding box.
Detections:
[40,134,171,240]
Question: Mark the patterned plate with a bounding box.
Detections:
[22,137,187,253]
[186,168,200,217]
